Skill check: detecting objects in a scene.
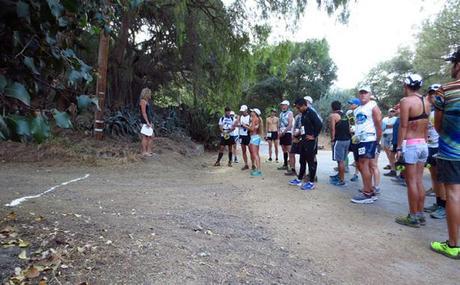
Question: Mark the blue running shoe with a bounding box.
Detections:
[350,174,359,182]
[289,179,302,186]
[251,170,262,177]
[332,180,346,186]
[300,182,315,190]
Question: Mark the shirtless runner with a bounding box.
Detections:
[265,109,279,162]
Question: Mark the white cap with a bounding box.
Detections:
[280,100,290,106]
[304,96,313,104]
[239,105,248,112]
[230,111,235,116]
[251,108,261,116]
[359,86,372,93]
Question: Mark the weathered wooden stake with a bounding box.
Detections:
[94,26,110,140]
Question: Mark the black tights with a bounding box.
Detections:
[297,141,317,182]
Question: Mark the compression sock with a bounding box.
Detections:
[228,152,232,162]
[217,152,223,162]
[283,152,288,166]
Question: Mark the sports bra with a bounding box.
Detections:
[408,95,429,121]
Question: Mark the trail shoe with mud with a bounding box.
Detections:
[395,214,420,228]
[431,241,460,260]
[350,174,359,182]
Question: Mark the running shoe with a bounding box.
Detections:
[383,165,391,170]
[234,158,239,163]
[251,170,262,177]
[268,158,273,162]
[431,241,460,259]
[277,165,288,170]
[228,161,232,167]
[289,179,302,186]
[332,180,346,186]
[424,203,438,213]
[252,165,256,171]
[241,165,249,171]
[395,214,420,228]
[329,174,339,179]
[275,159,279,163]
[284,169,296,176]
[214,162,220,167]
[350,174,359,182]
[383,170,397,177]
[373,186,381,195]
[300,182,315,190]
[418,215,426,226]
[351,192,375,204]
[425,188,435,197]
[430,207,446,219]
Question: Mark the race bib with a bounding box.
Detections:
[266,132,272,138]
[300,126,305,135]
[358,147,366,155]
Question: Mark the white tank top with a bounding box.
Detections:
[354,101,377,142]
[239,115,250,136]
[279,110,293,133]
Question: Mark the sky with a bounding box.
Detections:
[267,0,447,89]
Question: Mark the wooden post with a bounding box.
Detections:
[94,26,110,140]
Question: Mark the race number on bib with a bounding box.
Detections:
[358,147,366,155]
[266,132,272,138]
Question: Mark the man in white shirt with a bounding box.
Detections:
[382,108,398,176]
[351,87,382,204]
[238,105,253,170]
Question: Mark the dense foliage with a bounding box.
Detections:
[0,0,350,143]
[360,0,460,109]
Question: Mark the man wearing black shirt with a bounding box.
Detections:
[288,98,323,190]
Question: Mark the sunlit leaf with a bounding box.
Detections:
[30,113,51,143]
[18,250,28,260]
[6,115,31,137]
[51,109,73,129]
[5,82,31,106]
[24,56,40,75]
[18,239,30,248]
[47,0,64,18]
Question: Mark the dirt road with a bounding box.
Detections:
[0,147,457,284]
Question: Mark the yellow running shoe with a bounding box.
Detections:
[431,241,460,259]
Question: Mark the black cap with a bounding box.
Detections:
[294,98,307,106]
[445,48,460,63]
[224,106,231,112]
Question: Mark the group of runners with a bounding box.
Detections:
[213,48,460,260]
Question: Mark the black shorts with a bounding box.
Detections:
[239,135,250,146]
[290,142,300,154]
[279,133,292,146]
[437,158,460,184]
[426,147,438,167]
[266,131,278,141]
[356,141,377,160]
[220,136,235,146]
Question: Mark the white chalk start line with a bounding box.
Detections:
[5,174,90,207]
